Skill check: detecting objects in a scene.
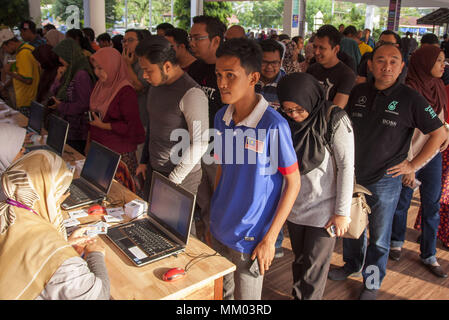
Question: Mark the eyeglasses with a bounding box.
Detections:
[188,35,209,42]
[262,60,281,67]
[122,38,137,44]
[281,107,306,115]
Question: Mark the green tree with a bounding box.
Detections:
[174,0,232,31]
[0,0,29,28]
[233,1,283,30]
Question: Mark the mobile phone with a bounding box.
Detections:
[326,225,336,237]
[47,98,55,106]
[249,258,260,278]
[87,111,101,121]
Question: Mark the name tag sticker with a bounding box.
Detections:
[244,236,255,241]
[245,137,264,154]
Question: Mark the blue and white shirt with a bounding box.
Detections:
[210,95,298,254]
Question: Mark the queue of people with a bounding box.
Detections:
[0,17,449,301]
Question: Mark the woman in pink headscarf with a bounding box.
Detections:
[88,47,145,176]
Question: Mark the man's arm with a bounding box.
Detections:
[387,126,446,177]
[333,92,350,109]
[251,168,301,275]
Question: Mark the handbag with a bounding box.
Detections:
[326,105,372,239]
[343,183,372,239]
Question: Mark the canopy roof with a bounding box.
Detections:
[416,7,449,25]
[336,0,449,7]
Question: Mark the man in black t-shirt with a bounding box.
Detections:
[187,15,227,244]
[328,43,446,300]
[307,25,355,108]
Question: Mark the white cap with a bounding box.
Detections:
[0,28,15,47]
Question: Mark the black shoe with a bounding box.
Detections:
[389,249,401,261]
[424,264,448,278]
[328,266,362,281]
[274,247,284,258]
[359,287,378,300]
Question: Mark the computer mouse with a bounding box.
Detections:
[88,204,106,215]
[162,267,186,282]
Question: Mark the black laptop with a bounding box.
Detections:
[106,171,196,267]
[61,141,121,210]
[26,101,45,134]
[26,113,68,156]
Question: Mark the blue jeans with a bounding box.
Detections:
[391,153,442,264]
[342,173,403,290]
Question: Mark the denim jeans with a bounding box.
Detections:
[391,153,442,264]
[342,173,403,290]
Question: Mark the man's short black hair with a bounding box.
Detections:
[192,15,227,43]
[43,24,56,32]
[216,38,262,74]
[19,20,36,34]
[82,27,95,42]
[259,39,284,58]
[125,29,144,42]
[371,42,403,61]
[343,25,358,37]
[316,24,341,48]
[135,35,178,67]
[278,34,290,41]
[379,30,401,49]
[165,28,190,49]
[156,23,174,32]
[421,33,439,45]
[97,32,111,43]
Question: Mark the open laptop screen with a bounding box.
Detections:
[149,173,195,245]
[28,101,44,133]
[80,141,120,194]
[46,114,68,156]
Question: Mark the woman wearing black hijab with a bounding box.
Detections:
[277,72,355,300]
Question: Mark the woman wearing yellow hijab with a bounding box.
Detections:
[0,150,110,300]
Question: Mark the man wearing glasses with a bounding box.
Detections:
[255,39,286,111]
[307,25,356,109]
[187,16,227,245]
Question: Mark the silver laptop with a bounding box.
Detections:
[61,141,121,210]
[26,113,68,156]
[26,101,45,134]
[106,171,196,267]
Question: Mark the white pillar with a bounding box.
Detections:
[191,0,203,27]
[365,5,375,31]
[29,0,41,26]
[283,0,301,37]
[83,0,106,35]
[299,0,306,37]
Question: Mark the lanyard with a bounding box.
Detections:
[6,198,38,216]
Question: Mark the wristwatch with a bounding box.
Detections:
[445,122,449,131]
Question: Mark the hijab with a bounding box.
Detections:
[32,44,60,103]
[0,150,77,299]
[0,123,26,173]
[406,45,447,117]
[89,47,132,118]
[52,38,96,101]
[44,29,65,48]
[277,72,331,174]
[282,40,302,74]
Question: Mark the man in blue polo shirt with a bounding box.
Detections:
[210,38,301,300]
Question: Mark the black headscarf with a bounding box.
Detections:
[277,72,332,174]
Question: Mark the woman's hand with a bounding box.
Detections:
[88,112,110,130]
[56,66,67,81]
[48,96,61,109]
[325,214,351,237]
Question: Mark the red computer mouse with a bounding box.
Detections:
[162,268,186,282]
[88,204,106,215]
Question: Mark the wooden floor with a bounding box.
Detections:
[262,194,449,300]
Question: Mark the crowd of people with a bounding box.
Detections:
[0,16,449,301]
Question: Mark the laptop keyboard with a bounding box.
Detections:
[122,219,176,255]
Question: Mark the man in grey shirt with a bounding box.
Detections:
[135,36,209,197]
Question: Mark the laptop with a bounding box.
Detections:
[61,141,121,210]
[106,171,196,267]
[26,101,45,134]
[26,113,69,156]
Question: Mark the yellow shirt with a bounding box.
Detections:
[358,42,373,57]
[12,43,40,108]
